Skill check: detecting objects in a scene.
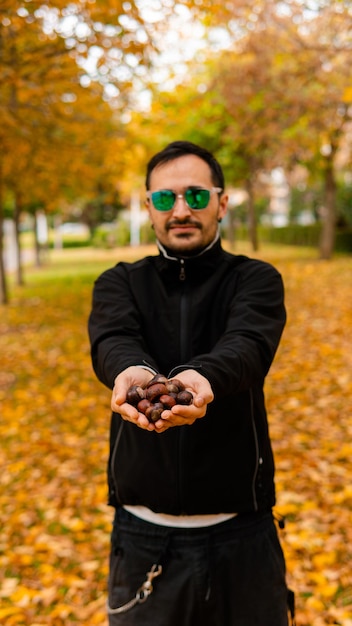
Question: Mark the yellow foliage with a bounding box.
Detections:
[319,583,339,599]
[0,608,24,619]
[306,596,326,612]
[342,86,352,103]
[312,552,337,569]
[1,245,352,626]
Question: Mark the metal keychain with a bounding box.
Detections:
[107,563,163,615]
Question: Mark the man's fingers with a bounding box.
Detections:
[193,395,206,408]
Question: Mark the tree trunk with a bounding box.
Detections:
[0,157,8,305]
[34,211,42,267]
[14,193,24,286]
[319,159,336,260]
[0,207,8,305]
[246,178,258,251]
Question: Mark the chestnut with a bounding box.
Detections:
[137,398,152,414]
[146,383,168,402]
[159,394,176,409]
[145,402,164,423]
[126,385,145,406]
[166,378,185,394]
[176,390,193,405]
[146,374,168,387]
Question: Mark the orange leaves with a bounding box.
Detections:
[0,272,113,626]
[265,254,352,625]
[1,246,352,625]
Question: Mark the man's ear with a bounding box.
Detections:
[145,199,154,228]
[218,193,229,222]
[145,198,152,215]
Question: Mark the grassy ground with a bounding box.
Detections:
[1,241,352,625]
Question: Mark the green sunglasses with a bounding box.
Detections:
[146,186,222,212]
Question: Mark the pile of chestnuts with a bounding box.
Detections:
[126,374,193,423]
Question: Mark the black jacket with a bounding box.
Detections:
[88,239,286,515]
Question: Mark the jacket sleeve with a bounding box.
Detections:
[88,264,159,389]
[188,261,286,398]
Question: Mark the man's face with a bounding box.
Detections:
[146,155,228,255]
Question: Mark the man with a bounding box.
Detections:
[88,141,292,625]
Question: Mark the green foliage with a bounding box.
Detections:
[140,221,156,245]
[91,221,130,248]
[49,239,91,250]
[337,181,352,226]
[234,224,352,253]
[47,228,91,250]
[334,229,352,252]
[260,224,322,247]
[91,220,156,248]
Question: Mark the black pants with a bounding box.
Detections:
[108,507,289,626]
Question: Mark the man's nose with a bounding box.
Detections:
[171,195,192,218]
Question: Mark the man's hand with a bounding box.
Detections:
[111,366,156,431]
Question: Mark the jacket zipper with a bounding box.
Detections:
[177,259,188,512]
[179,258,185,281]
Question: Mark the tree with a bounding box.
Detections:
[281,4,352,259]
[0,0,158,303]
[209,39,289,250]
[185,0,352,258]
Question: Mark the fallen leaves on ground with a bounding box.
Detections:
[0,247,351,625]
[266,255,352,625]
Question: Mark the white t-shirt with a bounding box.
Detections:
[123,505,237,528]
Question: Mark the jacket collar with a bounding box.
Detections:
[155,228,223,282]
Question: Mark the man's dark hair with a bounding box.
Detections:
[145,140,225,190]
